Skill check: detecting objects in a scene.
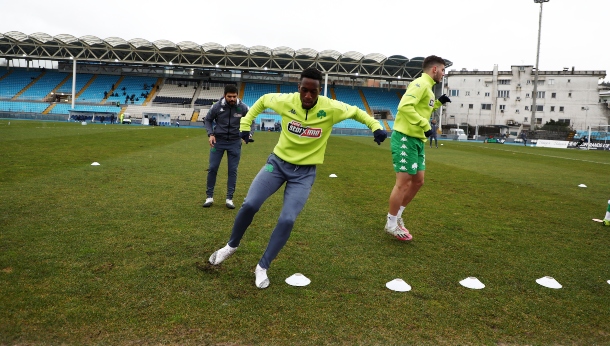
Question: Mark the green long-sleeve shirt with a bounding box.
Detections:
[393,73,441,141]
[241,92,382,165]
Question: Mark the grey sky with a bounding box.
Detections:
[1,0,608,80]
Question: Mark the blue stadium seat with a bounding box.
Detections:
[0,101,50,113]
[242,83,278,114]
[106,75,157,105]
[0,69,42,99]
[18,71,68,101]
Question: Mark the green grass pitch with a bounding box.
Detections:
[1,120,609,345]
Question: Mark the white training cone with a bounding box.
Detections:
[91,162,100,166]
[285,273,311,287]
[536,276,562,289]
[459,277,485,290]
[81,121,87,125]
[385,278,411,292]
[578,184,587,188]
[329,174,337,178]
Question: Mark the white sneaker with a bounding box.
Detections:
[202,197,214,208]
[225,199,235,209]
[209,244,237,265]
[384,223,412,241]
[255,264,270,289]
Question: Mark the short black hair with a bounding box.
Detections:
[422,55,445,70]
[224,84,238,95]
[300,67,323,83]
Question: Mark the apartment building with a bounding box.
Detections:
[443,65,609,131]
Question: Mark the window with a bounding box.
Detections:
[568,92,572,97]
[450,89,459,97]
[460,104,464,108]
[499,105,506,110]
[568,79,571,83]
[498,79,511,85]
[469,104,473,109]
[526,80,531,85]
[484,92,490,97]
[465,91,470,96]
[519,66,525,71]
[524,117,528,122]
[477,91,480,95]
[498,90,510,98]
[550,106,555,112]
[548,79,555,85]
[536,118,542,125]
[559,106,564,112]
[537,91,545,98]
[481,104,492,110]
[515,109,520,113]
[536,105,543,111]
[551,92,556,98]
[558,119,570,125]
[525,106,529,111]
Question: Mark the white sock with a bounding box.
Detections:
[397,206,405,218]
[605,211,610,220]
[386,214,398,228]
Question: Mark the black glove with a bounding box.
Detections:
[240,131,254,144]
[438,94,451,104]
[424,129,433,138]
[373,129,387,145]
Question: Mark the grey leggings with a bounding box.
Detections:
[228,153,316,269]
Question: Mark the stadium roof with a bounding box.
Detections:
[0,31,452,81]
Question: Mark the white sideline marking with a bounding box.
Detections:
[476,145,610,165]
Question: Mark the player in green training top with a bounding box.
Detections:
[207,67,387,289]
[384,55,451,241]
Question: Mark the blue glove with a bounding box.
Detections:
[373,129,387,145]
[438,94,451,104]
[240,131,254,144]
[424,129,433,137]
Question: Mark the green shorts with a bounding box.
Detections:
[391,131,425,174]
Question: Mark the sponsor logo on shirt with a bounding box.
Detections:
[287,120,322,138]
[290,109,296,115]
[316,110,327,118]
[429,99,434,107]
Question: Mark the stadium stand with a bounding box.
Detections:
[56,73,94,95]
[195,86,224,106]
[0,101,50,113]
[362,87,402,117]
[279,83,297,94]
[0,68,394,131]
[333,86,368,112]
[17,70,67,101]
[242,83,278,114]
[106,75,158,106]
[76,74,121,103]
[49,103,121,115]
[123,104,195,121]
[0,69,41,99]
[153,80,196,105]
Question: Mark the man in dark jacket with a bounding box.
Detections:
[203,84,252,209]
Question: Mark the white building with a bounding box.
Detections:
[443,65,609,133]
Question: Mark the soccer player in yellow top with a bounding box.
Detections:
[208,67,387,288]
[385,55,451,241]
